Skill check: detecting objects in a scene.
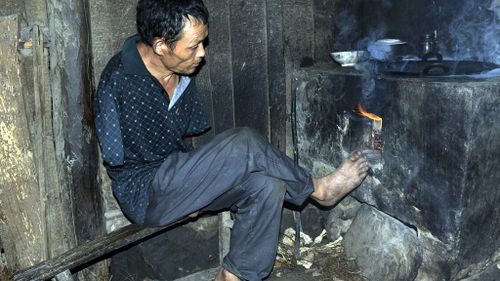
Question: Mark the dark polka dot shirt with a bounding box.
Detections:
[93,35,210,223]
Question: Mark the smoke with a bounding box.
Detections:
[354,62,377,102]
[333,7,366,51]
[333,1,388,52]
[335,0,500,104]
[448,0,500,64]
[492,0,500,18]
[332,0,500,66]
[367,41,391,61]
[334,8,361,51]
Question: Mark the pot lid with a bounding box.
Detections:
[375,39,406,45]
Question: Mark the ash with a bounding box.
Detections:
[270,228,368,281]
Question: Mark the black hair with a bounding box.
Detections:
[136,0,209,48]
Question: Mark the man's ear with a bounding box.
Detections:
[152,38,166,55]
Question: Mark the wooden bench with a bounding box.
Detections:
[11,210,296,281]
[11,211,235,281]
[11,224,173,281]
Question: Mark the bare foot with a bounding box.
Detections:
[188,211,201,218]
[311,151,369,206]
[214,267,241,281]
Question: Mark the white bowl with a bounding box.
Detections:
[330,51,366,67]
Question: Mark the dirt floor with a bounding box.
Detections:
[174,256,366,281]
[174,235,368,281]
[267,248,367,281]
[267,229,368,281]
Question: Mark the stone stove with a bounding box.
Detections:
[292,63,500,280]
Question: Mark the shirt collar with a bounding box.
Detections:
[121,34,150,76]
[169,76,191,110]
[121,34,192,109]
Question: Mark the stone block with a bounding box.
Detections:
[343,204,422,281]
[293,64,500,276]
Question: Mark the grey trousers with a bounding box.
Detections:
[144,127,314,281]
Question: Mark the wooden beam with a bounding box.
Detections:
[11,224,172,281]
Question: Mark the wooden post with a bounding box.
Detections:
[0,14,48,270]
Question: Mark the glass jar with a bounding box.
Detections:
[420,33,436,56]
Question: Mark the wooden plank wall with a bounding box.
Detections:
[202,0,234,138]
[90,0,137,81]
[89,0,337,148]
[200,0,336,149]
[200,0,336,148]
[267,0,287,150]
[230,0,271,137]
[89,0,137,232]
[0,0,106,279]
[0,0,338,278]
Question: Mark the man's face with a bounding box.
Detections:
[160,17,208,75]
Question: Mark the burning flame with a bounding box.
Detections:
[357,103,382,122]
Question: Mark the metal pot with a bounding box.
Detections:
[368,39,407,62]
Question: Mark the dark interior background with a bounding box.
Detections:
[333,0,499,62]
[1,0,498,279]
[90,0,500,149]
[96,0,499,278]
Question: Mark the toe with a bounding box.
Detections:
[349,150,362,161]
